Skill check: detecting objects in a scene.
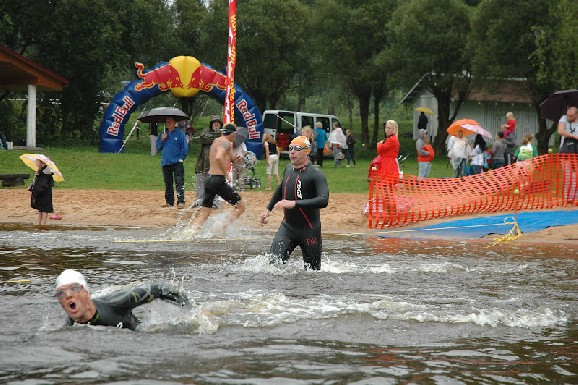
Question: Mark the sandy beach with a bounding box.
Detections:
[1,189,577,245]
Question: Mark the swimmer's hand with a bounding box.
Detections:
[273,199,296,210]
[161,290,192,307]
[260,209,270,226]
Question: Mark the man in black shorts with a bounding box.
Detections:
[192,124,246,232]
[260,136,329,270]
[55,269,190,331]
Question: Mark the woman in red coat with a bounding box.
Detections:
[376,120,400,222]
[377,120,400,182]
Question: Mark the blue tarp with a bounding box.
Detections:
[377,210,578,239]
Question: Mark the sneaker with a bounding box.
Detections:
[346,165,351,168]
[161,203,173,208]
[177,203,185,209]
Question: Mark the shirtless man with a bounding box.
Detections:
[192,123,246,230]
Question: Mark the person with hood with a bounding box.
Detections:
[194,116,223,207]
[54,269,190,331]
[328,122,347,167]
[416,128,433,179]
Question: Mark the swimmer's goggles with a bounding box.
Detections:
[55,283,84,299]
[288,145,309,151]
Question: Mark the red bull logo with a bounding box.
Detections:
[134,62,184,92]
[134,56,232,98]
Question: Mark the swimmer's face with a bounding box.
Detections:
[56,283,93,322]
[289,144,310,167]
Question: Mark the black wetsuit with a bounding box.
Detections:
[67,283,189,331]
[267,161,329,270]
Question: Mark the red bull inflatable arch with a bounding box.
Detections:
[99,55,264,156]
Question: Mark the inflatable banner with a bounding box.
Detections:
[99,56,264,157]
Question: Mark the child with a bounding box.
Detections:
[345,128,356,167]
[262,132,280,190]
[29,159,54,225]
[418,135,435,178]
[515,133,538,161]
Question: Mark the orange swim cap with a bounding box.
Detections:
[289,136,311,154]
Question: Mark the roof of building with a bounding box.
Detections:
[0,45,68,92]
[401,73,532,105]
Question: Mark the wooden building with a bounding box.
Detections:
[0,45,68,147]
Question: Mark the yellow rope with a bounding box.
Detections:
[490,216,522,246]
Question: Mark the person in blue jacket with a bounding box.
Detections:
[157,116,189,208]
[314,122,328,167]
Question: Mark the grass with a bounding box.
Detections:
[0,112,454,192]
[0,137,455,193]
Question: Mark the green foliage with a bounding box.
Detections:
[469,0,551,80]
[388,0,471,154]
[469,0,572,153]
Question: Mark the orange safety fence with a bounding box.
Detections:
[368,154,578,229]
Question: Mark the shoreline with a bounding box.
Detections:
[0,189,577,245]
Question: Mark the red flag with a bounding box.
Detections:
[224,0,237,124]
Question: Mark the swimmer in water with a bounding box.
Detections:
[260,136,329,270]
[55,269,190,331]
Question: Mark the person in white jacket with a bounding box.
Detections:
[328,122,347,167]
[448,130,470,177]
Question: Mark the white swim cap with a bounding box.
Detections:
[55,269,89,292]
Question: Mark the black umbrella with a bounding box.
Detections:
[540,90,578,122]
[137,107,189,124]
[233,126,248,148]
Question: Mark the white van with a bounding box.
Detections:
[262,110,341,152]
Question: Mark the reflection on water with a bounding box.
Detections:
[0,222,576,384]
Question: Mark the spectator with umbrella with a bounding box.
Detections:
[19,153,64,225]
[139,107,189,209]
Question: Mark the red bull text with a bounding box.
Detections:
[106,95,135,136]
[236,99,260,139]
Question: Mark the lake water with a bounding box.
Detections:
[0,220,576,384]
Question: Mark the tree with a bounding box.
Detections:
[0,0,178,144]
[199,0,308,113]
[469,0,575,153]
[388,0,471,155]
[314,0,396,146]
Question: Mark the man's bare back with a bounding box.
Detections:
[208,136,233,176]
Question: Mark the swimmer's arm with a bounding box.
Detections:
[100,284,190,311]
[266,183,283,211]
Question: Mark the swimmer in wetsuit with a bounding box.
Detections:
[192,123,246,233]
[55,269,190,331]
[260,136,329,270]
